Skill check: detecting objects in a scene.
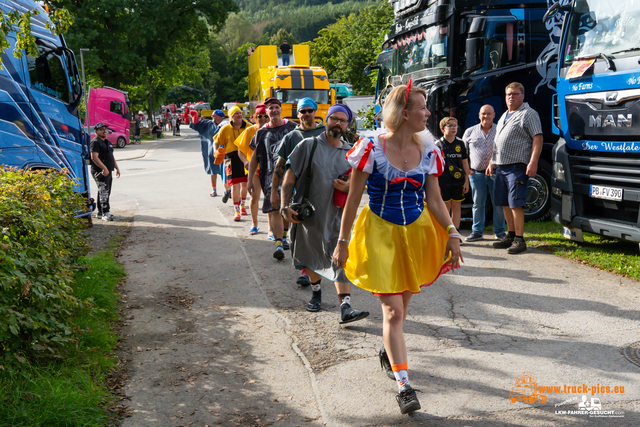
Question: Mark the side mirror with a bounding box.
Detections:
[465,38,485,75]
[364,63,380,75]
[544,1,572,23]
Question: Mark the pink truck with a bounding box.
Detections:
[88,87,130,148]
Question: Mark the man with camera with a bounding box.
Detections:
[271,97,326,285]
[280,104,369,324]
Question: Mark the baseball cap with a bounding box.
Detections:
[264,97,281,107]
[94,122,108,130]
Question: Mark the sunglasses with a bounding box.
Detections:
[299,108,315,115]
[256,114,268,119]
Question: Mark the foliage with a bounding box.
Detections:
[357,104,376,131]
[0,245,126,425]
[216,12,259,54]
[269,29,297,47]
[0,168,89,364]
[0,2,74,69]
[309,3,393,94]
[522,221,640,281]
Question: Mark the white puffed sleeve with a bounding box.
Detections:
[345,137,375,173]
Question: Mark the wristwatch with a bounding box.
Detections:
[280,206,290,217]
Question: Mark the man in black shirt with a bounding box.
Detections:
[280,40,291,66]
[90,122,121,221]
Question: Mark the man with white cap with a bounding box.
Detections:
[215,106,250,221]
[280,104,369,324]
[271,97,325,285]
[247,97,297,261]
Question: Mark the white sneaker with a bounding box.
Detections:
[102,213,114,221]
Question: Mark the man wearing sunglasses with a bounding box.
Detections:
[280,104,369,324]
[271,98,326,276]
[237,104,270,235]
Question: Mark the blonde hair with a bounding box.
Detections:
[382,84,428,150]
[439,116,457,130]
[506,82,525,95]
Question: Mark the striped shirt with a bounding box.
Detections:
[493,102,542,165]
[463,123,495,171]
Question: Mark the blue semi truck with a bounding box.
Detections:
[546,0,640,243]
[0,0,93,217]
[369,0,566,221]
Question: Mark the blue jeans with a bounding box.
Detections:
[469,172,506,235]
[282,54,290,66]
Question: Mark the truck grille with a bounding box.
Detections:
[568,150,640,225]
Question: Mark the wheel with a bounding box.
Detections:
[116,137,126,148]
[524,158,552,222]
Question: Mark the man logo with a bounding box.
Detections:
[589,114,632,128]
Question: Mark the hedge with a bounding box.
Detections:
[0,167,90,364]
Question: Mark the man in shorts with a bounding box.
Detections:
[215,106,250,221]
[435,117,470,230]
[488,82,543,254]
[247,97,297,260]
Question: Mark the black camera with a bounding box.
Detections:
[289,199,315,221]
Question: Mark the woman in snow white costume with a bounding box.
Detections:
[333,83,463,414]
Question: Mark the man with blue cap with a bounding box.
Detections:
[271,97,325,269]
[189,109,226,197]
[279,103,369,324]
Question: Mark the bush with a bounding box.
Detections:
[0,167,90,364]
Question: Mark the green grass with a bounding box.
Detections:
[0,243,126,427]
[522,221,640,281]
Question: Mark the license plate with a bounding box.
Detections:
[589,185,623,201]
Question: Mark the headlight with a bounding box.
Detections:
[553,161,566,181]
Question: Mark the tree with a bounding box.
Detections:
[0,1,73,68]
[310,3,393,94]
[216,12,259,53]
[269,29,297,47]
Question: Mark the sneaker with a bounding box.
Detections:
[396,387,421,414]
[234,212,241,222]
[296,274,311,287]
[493,234,513,248]
[221,190,231,204]
[273,246,285,260]
[507,237,527,254]
[102,213,114,221]
[307,290,322,312]
[94,212,103,219]
[379,347,395,380]
[240,207,248,215]
[249,226,259,235]
[210,188,217,197]
[267,234,275,241]
[282,237,290,250]
[339,303,369,324]
[495,232,508,240]
[465,231,484,242]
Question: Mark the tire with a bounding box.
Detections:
[116,137,126,148]
[524,158,552,222]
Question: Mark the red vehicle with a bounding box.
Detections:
[88,87,130,148]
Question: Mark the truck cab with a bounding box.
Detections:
[370,0,563,221]
[548,0,640,243]
[88,87,130,148]
[0,0,92,216]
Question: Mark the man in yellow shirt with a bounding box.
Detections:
[215,106,250,221]
[237,104,269,235]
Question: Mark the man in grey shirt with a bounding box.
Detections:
[280,104,369,324]
[463,105,506,242]
[487,82,543,254]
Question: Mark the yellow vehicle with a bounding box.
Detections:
[248,45,334,123]
[222,102,251,120]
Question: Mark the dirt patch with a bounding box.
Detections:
[82,213,134,254]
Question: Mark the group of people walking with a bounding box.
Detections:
[185,81,542,414]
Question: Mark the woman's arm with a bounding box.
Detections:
[425,174,463,268]
[332,168,369,268]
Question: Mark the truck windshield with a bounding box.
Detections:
[375,50,393,96]
[564,0,640,65]
[276,89,329,105]
[397,24,448,75]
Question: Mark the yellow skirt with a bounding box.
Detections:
[344,205,452,295]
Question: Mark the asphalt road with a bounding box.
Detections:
[93,127,640,426]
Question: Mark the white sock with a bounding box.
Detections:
[394,370,411,391]
[341,295,351,306]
